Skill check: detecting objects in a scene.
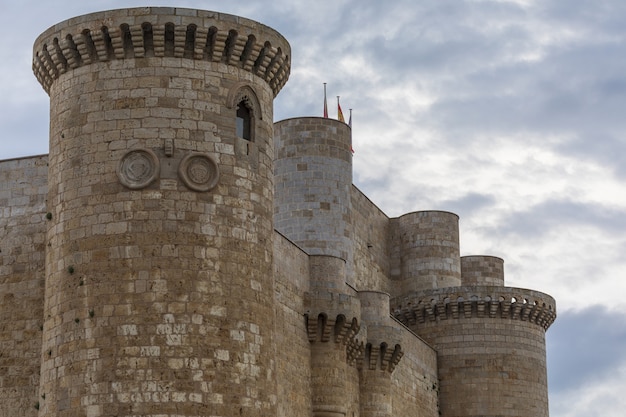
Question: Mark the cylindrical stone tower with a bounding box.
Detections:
[461,255,504,286]
[274,117,361,417]
[274,117,353,263]
[33,7,289,417]
[397,211,461,293]
[358,291,403,417]
[392,210,556,416]
[394,285,556,416]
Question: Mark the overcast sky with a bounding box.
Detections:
[2,1,626,416]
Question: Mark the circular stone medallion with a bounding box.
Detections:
[178,153,220,192]
[117,149,159,189]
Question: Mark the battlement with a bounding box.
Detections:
[0,6,556,417]
[32,7,291,95]
[392,286,556,330]
[361,342,404,372]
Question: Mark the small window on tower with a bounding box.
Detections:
[236,101,252,141]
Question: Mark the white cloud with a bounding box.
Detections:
[551,362,626,417]
[2,2,626,416]
[548,306,626,417]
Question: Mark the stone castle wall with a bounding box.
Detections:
[350,186,391,293]
[0,156,48,416]
[0,6,555,417]
[0,151,443,417]
[0,151,556,417]
[274,118,353,263]
[272,232,311,417]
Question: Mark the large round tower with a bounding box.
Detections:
[33,7,289,417]
[274,117,362,417]
[391,206,556,416]
[393,270,556,416]
[274,117,353,264]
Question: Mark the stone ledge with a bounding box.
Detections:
[33,7,291,96]
[359,341,403,373]
[391,286,556,330]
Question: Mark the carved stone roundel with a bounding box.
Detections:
[178,153,219,192]
[117,149,159,189]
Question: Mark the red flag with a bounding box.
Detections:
[337,96,345,122]
[323,83,328,118]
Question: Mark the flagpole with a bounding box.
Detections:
[323,83,328,118]
[349,108,354,154]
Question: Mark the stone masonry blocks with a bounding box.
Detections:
[0,6,557,417]
[461,255,505,286]
[0,156,47,417]
[33,7,289,417]
[395,211,462,293]
[274,117,353,263]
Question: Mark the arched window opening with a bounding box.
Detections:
[236,100,252,141]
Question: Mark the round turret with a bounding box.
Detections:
[396,210,462,292]
[34,7,289,416]
[358,291,403,417]
[393,286,556,417]
[461,255,504,286]
[273,117,360,417]
[273,116,353,263]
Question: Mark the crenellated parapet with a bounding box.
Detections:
[32,7,290,96]
[305,311,363,363]
[305,289,363,417]
[392,286,556,330]
[357,291,405,372]
[360,342,403,373]
[399,286,556,416]
[304,288,364,365]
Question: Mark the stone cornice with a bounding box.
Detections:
[391,286,556,330]
[359,342,403,373]
[33,7,291,96]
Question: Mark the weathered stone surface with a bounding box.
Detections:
[0,156,47,417]
[0,6,555,417]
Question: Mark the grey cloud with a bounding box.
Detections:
[425,41,626,134]
[483,199,626,240]
[351,0,626,155]
[547,305,626,392]
[348,3,531,79]
[539,0,626,33]
[557,133,626,180]
[436,192,496,217]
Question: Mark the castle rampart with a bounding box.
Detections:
[0,6,556,417]
[392,286,556,328]
[33,8,290,96]
[393,285,555,416]
[0,156,47,417]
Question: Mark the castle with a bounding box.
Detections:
[0,7,556,417]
